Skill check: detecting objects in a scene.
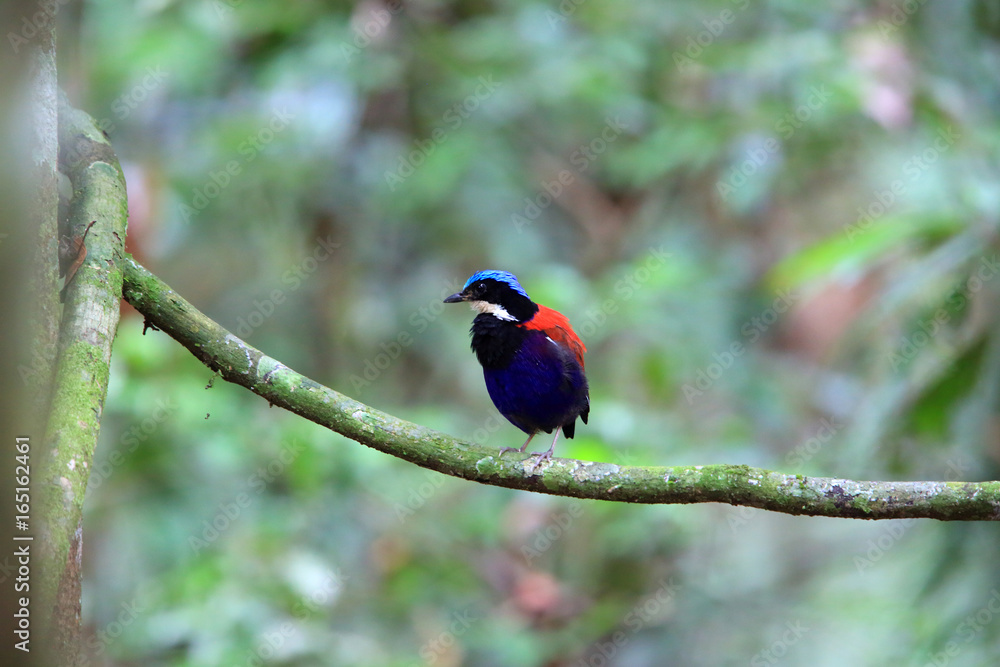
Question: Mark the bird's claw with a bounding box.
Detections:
[529,450,554,472]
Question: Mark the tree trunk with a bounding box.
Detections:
[3,7,130,662]
[33,94,129,666]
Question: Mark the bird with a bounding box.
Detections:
[444,270,589,463]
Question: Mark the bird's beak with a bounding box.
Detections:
[443,292,466,303]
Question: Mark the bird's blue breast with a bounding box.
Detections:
[482,330,588,435]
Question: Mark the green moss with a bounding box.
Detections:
[850,495,873,515]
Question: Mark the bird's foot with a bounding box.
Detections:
[527,428,562,471]
[528,449,554,472]
[499,434,535,458]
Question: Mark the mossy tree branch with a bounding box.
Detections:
[121,258,1000,521]
[37,93,129,665]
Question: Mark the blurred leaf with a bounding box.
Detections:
[768,215,963,289]
[906,338,986,440]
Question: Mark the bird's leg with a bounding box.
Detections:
[499,432,535,457]
[532,427,563,466]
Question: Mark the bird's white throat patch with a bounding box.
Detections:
[469,300,518,321]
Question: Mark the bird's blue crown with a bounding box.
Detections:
[464,270,529,299]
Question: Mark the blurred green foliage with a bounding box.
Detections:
[71,0,1000,664]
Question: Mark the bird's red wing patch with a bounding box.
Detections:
[524,305,587,368]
